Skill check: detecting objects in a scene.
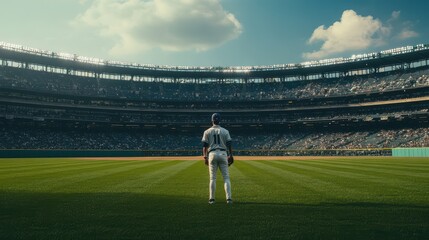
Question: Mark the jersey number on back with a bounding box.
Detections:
[213,134,221,144]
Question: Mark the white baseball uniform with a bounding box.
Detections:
[202,124,232,200]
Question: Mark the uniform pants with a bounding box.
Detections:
[208,150,232,200]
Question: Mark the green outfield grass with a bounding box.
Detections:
[0,157,428,239]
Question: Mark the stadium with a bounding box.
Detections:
[1,41,428,239]
[0,42,429,157]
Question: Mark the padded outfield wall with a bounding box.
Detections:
[392,148,429,157]
[0,149,391,158]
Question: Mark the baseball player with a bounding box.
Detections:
[202,113,234,204]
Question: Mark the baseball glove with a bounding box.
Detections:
[228,155,234,166]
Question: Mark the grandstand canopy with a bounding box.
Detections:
[1,42,429,81]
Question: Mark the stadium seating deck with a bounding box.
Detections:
[1,44,428,155]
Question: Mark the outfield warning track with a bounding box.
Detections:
[76,156,394,161]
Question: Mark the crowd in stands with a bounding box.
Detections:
[233,128,429,151]
[1,66,429,101]
[0,128,198,151]
[1,64,429,157]
[1,127,428,154]
[1,101,427,126]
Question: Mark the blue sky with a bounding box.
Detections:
[0,0,427,67]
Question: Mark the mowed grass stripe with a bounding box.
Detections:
[244,161,357,203]
[311,158,429,171]
[0,159,83,170]
[0,160,187,193]
[148,160,206,198]
[0,158,428,240]
[271,160,427,192]
[47,160,179,192]
[267,160,428,203]
[0,160,122,179]
[12,160,168,192]
[232,161,303,203]
[0,159,109,174]
[0,161,137,184]
[298,159,429,179]
[230,162,283,203]
[292,159,429,180]
[0,160,149,191]
[160,161,260,201]
[307,158,429,172]
[255,161,376,201]
[108,161,196,193]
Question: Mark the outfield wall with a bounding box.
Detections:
[0,149,391,158]
[392,148,429,157]
[0,150,147,158]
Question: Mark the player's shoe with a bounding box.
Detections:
[226,199,233,204]
[208,199,215,204]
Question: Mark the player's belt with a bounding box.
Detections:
[208,148,226,153]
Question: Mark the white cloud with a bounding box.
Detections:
[390,11,401,21]
[397,28,419,40]
[303,10,390,60]
[387,11,419,40]
[73,0,242,55]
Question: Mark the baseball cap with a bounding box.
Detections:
[211,113,221,123]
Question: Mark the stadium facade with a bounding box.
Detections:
[1,42,429,156]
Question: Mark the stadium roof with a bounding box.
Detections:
[1,42,429,79]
